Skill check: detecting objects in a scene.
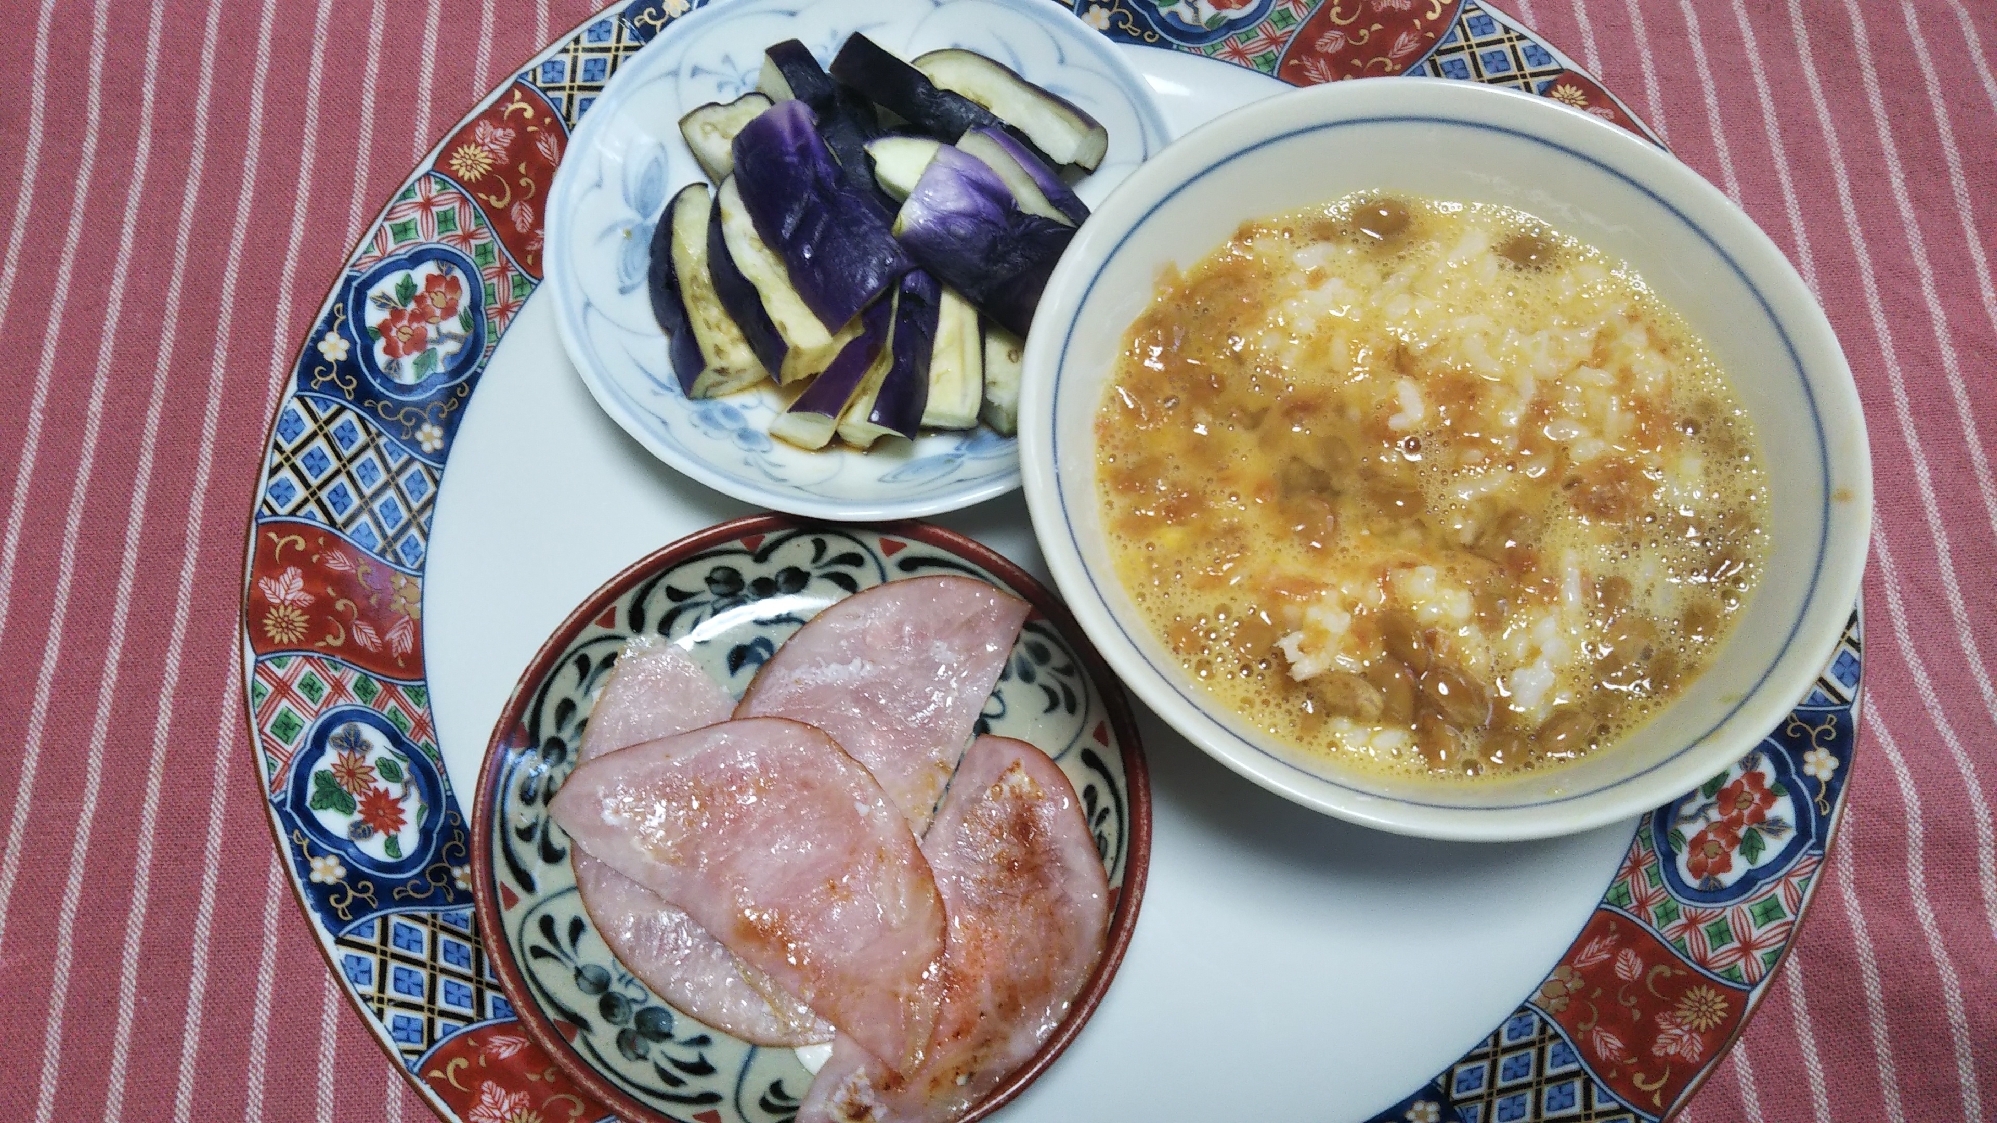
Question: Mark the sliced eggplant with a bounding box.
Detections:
[706,198,786,380]
[758,39,887,203]
[646,189,704,385]
[955,129,1076,227]
[716,176,857,385]
[678,93,773,182]
[839,275,934,447]
[771,297,893,450]
[912,49,1108,171]
[830,33,1006,145]
[891,144,1073,338]
[865,136,942,202]
[652,184,765,398]
[758,39,838,109]
[731,100,912,332]
[980,322,1024,436]
[920,287,981,430]
[959,126,1088,225]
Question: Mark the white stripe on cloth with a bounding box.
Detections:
[1616,0,1671,142]
[1563,0,1603,78]
[0,0,64,647]
[1729,1040,1767,1123]
[346,0,391,242]
[412,0,444,162]
[1862,709,1988,1122]
[1674,0,1742,202]
[0,0,121,951]
[1831,818,1908,1123]
[53,0,173,1115]
[1781,956,1836,1123]
[319,972,341,1123]
[1726,0,1820,289]
[170,658,240,1123]
[473,0,498,101]
[243,853,288,1123]
[1945,0,1997,117]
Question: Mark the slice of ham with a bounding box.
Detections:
[798,735,1112,1123]
[551,717,946,1074]
[572,640,834,1046]
[737,575,1031,832]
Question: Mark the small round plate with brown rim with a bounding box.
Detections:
[469,514,1150,1123]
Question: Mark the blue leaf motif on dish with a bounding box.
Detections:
[877,427,1014,484]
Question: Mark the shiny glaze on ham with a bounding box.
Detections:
[551,717,945,1074]
[571,640,834,1046]
[798,735,1112,1123]
[737,576,1031,833]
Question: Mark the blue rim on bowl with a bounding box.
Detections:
[1019,77,1871,841]
[542,0,1170,521]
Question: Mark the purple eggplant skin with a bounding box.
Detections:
[791,297,891,415]
[891,144,1073,338]
[829,34,1003,143]
[730,99,912,332]
[964,126,1089,225]
[704,198,787,379]
[870,270,940,436]
[648,187,706,387]
[760,39,839,109]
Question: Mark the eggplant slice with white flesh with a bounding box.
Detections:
[771,295,894,451]
[980,322,1024,436]
[705,198,786,380]
[839,271,939,447]
[865,136,942,202]
[892,143,1073,338]
[716,176,858,385]
[650,183,766,399]
[678,93,774,183]
[958,126,1088,225]
[954,128,1080,227]
[912,49,1108,172]
[920,287,982,430]
[731,99,912,333]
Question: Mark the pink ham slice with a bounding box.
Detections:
[551,717,946,1075]
[798,735,1112,1123]
[737,575,1031,832]
[572,640,834,1047]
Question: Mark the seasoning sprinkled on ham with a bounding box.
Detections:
[798,735,1111,1123]
[737,575,1031,832]
[570,640,834,1046]
[551,717,946,1075]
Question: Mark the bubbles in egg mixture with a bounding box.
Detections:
[1095,193,1768,781]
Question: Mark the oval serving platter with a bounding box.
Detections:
[469,516,1152,1123]
[544,0,1171,521]
[238,3,1864,1122]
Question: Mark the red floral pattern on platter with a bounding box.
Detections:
[1536,911,1747,1115]
[1277,0,1464,84]
[250,519,425,677]
[1541,68,1644,133]
[435,82,566,278]
[419,1021,609,1123]
[1716,771,1778,828]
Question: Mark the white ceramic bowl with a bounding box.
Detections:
[542,0,1168,521]
[1019,78,1871,841]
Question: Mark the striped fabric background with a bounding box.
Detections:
[0,0,1991,1119]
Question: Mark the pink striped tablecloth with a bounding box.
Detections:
[1,0,1992,1119]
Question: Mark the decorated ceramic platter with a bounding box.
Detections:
[546,0,1170,520]
[240,3,1864,1122]
[469,516,1149,1122]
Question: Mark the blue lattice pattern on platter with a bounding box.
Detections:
[263,394,440,569]
[238,3,1860,1121]
[1423,3,1566,92]
[337,907,514,1063]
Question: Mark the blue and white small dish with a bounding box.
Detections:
[544,0,1170,520]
